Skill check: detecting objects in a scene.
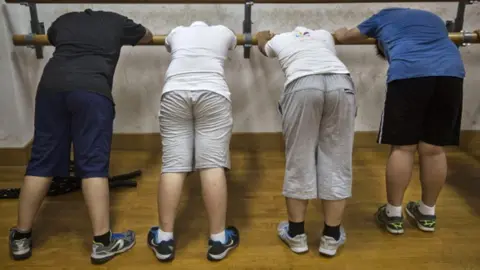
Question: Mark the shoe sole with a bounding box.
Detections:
[11,249,32,261]
[149,245,175,262]
[405,208,435,232]
[207,243,239,262]
[318,236,346,257]
[319,247,340,257]
[278,235,309,254]
[90,239,136,265]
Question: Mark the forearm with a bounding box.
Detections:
[335,28,369,44]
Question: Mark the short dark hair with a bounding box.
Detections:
[375,40,386,60]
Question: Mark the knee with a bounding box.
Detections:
[418,142,444,157]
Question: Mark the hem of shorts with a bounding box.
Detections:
[282,191,317,200]
[377,139,422,146]
[318,194,352,200]
[161,167,194,174]
[79,173,110,179]
[420,140,460,147]
[24,172,56,178]
[378,135,460,147]
[195,165,231,170]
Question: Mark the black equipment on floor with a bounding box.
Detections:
[0,160,141,199]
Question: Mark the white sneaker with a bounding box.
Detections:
[319,226,346,257]
[277,221,308,254]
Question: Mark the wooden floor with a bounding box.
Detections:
[0,147,479,269]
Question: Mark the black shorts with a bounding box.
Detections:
[378,76,463,146]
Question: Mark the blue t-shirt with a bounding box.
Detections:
[357,8,465,83]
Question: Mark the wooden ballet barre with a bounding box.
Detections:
[3,0,463,3]
[12,32,480,46]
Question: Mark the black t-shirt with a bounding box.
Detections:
[37,9,147,102]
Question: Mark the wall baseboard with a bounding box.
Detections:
[110,131,382,152]
[1,130,477,167]
[0,142,32,167]
[459,130,480,160]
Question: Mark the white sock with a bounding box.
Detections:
[156,228,174,242]
[418,201,435,216]
[385,203,402,217]
[210,230,226,244]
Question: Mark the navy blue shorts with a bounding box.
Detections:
[26,90,115,178]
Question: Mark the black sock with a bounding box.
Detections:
[288,221,305,238]
[322,223,340,241]
[13,230,31,240]
[93,231,112,246]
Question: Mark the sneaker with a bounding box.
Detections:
[405,201,436,232]
[277,221,308,254]
[90,230,136,265]
[207,226,239,261]
[147,227,175,262]
[319,226,346,257]
[9,228,32,260]
[375,205,404,235]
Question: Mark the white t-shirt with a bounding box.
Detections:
[162,21,237,101]
[264,27,350,88]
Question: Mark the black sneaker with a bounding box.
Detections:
[405,201,436,232]
[147,227,175,262]
[207,226,239,261]
[9,228,32,260]
[375,205,404,235]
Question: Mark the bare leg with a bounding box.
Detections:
[322,199,346,227]
[403,141,445,232]
[386,145,417,207]
[16,176,52,231]
[199,168,227,235]
[286,198,308,223]
[418,142,447,207]
[84,177,137,265]
[319,199,347,256]
[157,172,188,233]
[82,177,110,236]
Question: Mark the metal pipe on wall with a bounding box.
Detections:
[12,32,480,46]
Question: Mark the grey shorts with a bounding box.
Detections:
[279,74,356,200]
[159,90,233,173]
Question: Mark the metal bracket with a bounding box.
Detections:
[20,2,45,59]
[447,0,475,47]
[243,0,253,59]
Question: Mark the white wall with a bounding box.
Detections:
[0,3,479,148]
[0,5,36,148]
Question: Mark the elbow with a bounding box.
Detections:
[146,29,153,41]
[140,29,153,44]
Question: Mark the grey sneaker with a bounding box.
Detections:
[319,226,346,257]
[9,228,32,260]
[405,201,436,232]
[277,221,308,254]
[375,205,404,235]
[91,230,136,265]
